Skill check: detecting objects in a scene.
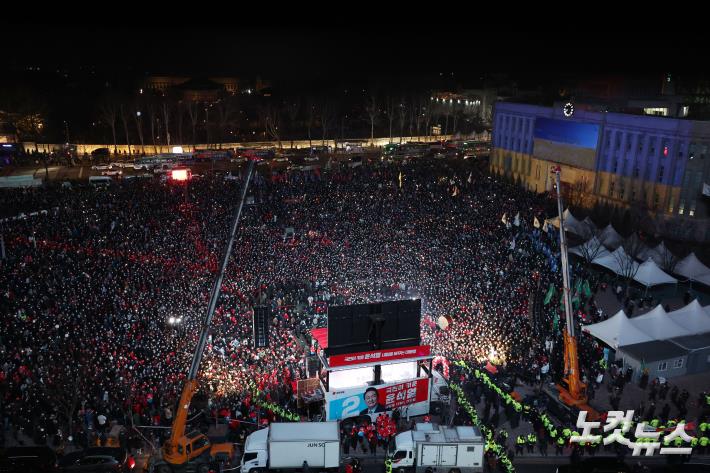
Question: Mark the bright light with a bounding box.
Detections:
[171,146,183,154]
[168,317,176,325]
[136,111,141,117]
[329,367,374,390]
[171,169,189,181]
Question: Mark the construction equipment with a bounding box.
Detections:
[550,167,599,419]
[150,158,256,473]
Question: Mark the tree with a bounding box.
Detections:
[577,229,606,265]
[285,99,301,143]
[318,101,334,146]
[397,98,407,143]
[99,97,119,155]
[215,95,237,145]
[161,98,172,147]
[119,104,132,155]
[306,100,316,148]
[258,104,282,149]
[385,96,395,143]
[132,104,145,154]
[566,177,593,209]
[186,101,200,145]
[613,240,641,284]
[147,99,158,153]
[176,100,185,145]
[364,94,378,144]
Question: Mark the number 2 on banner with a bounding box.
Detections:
[341,396,361,418]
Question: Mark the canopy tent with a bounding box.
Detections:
[630,304,692,340]
[599,224,625,250]
[582,309,654,349]
[547,209,591,237]
[592,246,637,275]
[674,252,710,282]
[583,216,597,230]
[693,272,710,287]
[666,299,710,335]
[569,236,610,260]
[638,242,675,268]
[633,258,678,287]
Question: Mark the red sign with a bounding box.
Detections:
[329,345,431,367]
[379,378,429,410]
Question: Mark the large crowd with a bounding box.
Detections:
[0,157,677,456]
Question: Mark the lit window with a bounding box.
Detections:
[678,200,685,215]
[658,362,667,371]
[674,358,683,369]
[689,201,696,217]
[681,106,689,117]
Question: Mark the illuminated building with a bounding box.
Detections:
[491,101,710,242]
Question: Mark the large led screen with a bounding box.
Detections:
[533,117,600,170]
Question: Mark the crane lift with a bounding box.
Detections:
[548,166,599,421]
[150,159,257,473]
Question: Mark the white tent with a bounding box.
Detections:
[694,272,710,287]
[569,236,610,260]
[583,216,597,230]
[630,304,692,340]
[633,258,678,287]
[548,209,590,237]
[667,299,710,335]
[599,224,625,250]
[639,242,674,268]
[674,253,710,281]
[592,246,637,275]
[583,309,654,349]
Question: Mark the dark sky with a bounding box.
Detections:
[6,26,705,81]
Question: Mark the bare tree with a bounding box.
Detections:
[577,229,606,265]
[364,94,378,144]
[99,98,119,155]
[318,101,334,146]
[258,104,282,149]
[566,177,593,209]
[132,104,145,154]
[176,100,185,145]
[658,243,680,274]
[147,99,158,153]
[385,96,395,143]
[423,101,433,142]
[119,104,132,155]
[613,242,641,284]
[397,99,407,144]
[285,99,301,145]
[306,100,315,148]
[186,101,200,145]
[161,99,172,147]
[216,96,236,145]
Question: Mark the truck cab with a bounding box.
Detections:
[241,428,268,473]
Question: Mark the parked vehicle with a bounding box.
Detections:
[0,446,57,473]
[89,176,112,186]
[388,423,484,473]
[241,422,340,473]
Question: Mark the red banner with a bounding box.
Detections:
[379,378,429,410]
[329,345,431,367]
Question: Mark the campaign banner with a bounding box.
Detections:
[329,345,431,368]
[326,378,429,420]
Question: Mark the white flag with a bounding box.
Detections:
[467,172,472,184]
[513,212,520,227]
[501,213,508,225]
[534,217,541,228]
[510,237,516,250]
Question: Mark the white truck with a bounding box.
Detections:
[241,422,340,473]
[389,423,484,473]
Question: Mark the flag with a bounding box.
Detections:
[509,237,516,250]
[574,279,582,296]
[501,213,507,225]
[543,283,555,305]
[534,217,541,228]
[398,171,403,189]
[467,172,472,184]
[542,219,549,233]
[452,185,459,197]
[513,212,520,227]
[552,312,559,331]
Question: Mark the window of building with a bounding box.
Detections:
[668,197,674,214]
[673,358,683,369]
[658,166,664,182]
[678,200,685,215]
[536,165,540,179]
[619,185,625,200]
[644,107,669,116]
[653,193,659,211]
[658,361,668,371]
[681,106,689,117]
[689,201,696,217]
[609,181,615,196]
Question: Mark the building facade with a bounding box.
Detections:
[490,102,710,242]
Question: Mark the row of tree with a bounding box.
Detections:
[3,86,491,147]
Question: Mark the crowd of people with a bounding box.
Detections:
[0,155,699,461]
